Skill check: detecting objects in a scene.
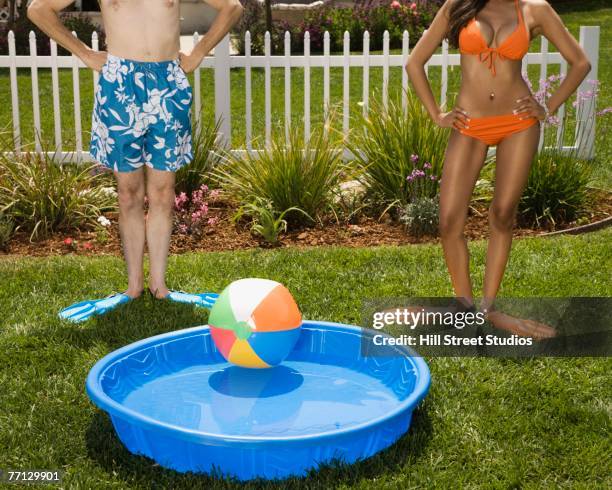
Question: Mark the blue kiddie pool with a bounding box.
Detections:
[86,321,431,480]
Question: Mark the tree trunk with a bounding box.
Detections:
[264,0,272,33]
[8,0,16,25]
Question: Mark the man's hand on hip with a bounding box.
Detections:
[179,51,205,74]
[83,50,109,72]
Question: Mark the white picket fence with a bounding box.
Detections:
[0,26,600,161]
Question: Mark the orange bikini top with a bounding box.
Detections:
[458,0,529,76]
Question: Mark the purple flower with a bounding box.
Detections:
[410,154,419,163]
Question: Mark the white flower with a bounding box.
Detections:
[97,216,112,227]
[100,187,117,198]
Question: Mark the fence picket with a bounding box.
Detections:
[304,31,310,145]
[264,31,271,146]
[343,31,350,137]
[323,31,330,126]
[284,31,291,141]
[402,30,409,113]
[556,59,568,149]
[245,30,252,151]
[29,31,41,152]
[441,39,448,108]
[538,37,549,152]
[193,32,201,125]
[8,31,20,152]
[576,26,599,159]
[91,32,99,88]
[50,40,61,153]
[71,31,83,162]
[363,31,370,117]
[382,30,389,112]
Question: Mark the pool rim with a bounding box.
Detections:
[86,320,431,445]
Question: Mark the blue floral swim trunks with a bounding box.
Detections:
[90,54,193,173]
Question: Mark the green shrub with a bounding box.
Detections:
[345,89,447,215]
[0,213,15,251]
[175,116,224,196]
[399,196,439,237]
[213,113,350,226]
[0,4,105,56]
[233,0,291,56]
[235,197,310,245]
[518,150,593,229]
[0,146,117,240]
[289,0,441,54]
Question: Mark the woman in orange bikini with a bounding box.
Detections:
[406,0,592,337]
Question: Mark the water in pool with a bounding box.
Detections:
[120,361,405,437]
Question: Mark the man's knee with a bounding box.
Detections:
[117,181,145,210]
[147,181,176,210]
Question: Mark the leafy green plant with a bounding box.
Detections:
[213,111,350,227]
[345,88,447,215]
[234,197,311,245]
[0,141,117,240]
[0,212,15,251]
[0,3,106,56]
[399,195,440,237]
[519,149,593,229]
[175,116,224,196]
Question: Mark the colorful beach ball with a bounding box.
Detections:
[208,278,302,368]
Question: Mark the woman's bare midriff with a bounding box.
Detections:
[99,0,181,62]
[455,56,533,117]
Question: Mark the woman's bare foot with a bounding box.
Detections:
[484,309,557,340]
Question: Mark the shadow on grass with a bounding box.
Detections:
[85,402,433,489]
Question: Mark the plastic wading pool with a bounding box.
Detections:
[86,320,431,480]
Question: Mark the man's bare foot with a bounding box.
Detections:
[125,288,143,299]
[148,285,170,299]
[485,309,557,340]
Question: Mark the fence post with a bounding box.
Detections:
[576,26,599,159]
[214,33,232,149]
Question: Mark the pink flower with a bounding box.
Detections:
[178,224,188,233]
[390,0,401,9]
[410,2,417,11]
[63,238,74,246]
[83,242,93,251]
[207,217,218,226]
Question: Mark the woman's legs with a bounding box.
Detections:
[482,122,540,306]
[439,130,489,307]
[481,122,556,338]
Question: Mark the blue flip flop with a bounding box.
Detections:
[150,289,218,309]
[59,292,136,323]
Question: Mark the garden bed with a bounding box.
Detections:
[3,190,610,258]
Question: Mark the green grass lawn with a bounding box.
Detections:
[1,228,611,488]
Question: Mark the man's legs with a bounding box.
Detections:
[116,168,146,298]
[145,167,176,299]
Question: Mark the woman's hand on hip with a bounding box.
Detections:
[435,107,470,130]
[513,95,548,121]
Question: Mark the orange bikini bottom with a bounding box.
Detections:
[459,113,539,146]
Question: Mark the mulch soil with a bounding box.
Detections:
[2,191,611,258]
